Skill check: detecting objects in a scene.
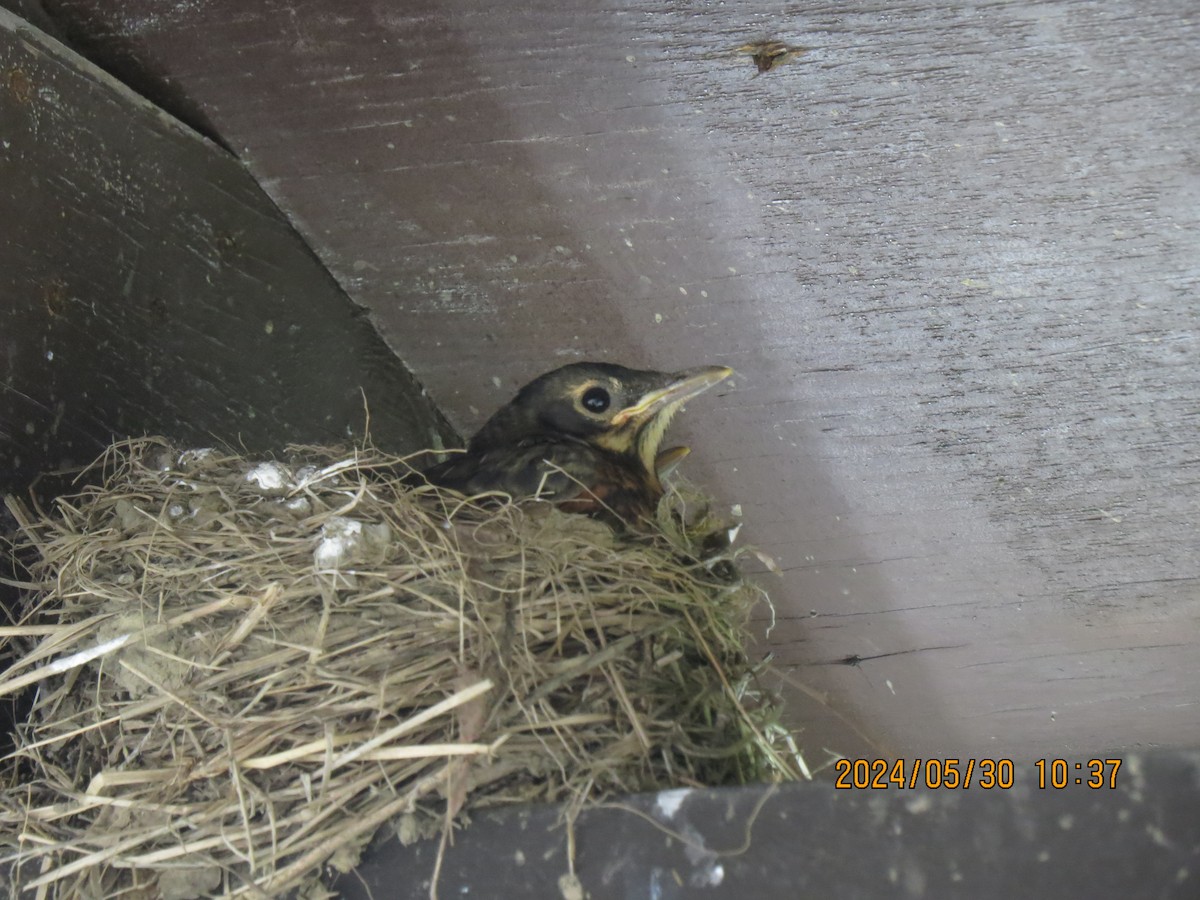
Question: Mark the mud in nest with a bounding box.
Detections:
[0,438,800,897]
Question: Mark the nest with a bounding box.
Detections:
[0,438,799,897]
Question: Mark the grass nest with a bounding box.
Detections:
[0,438,800,897]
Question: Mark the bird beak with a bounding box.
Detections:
[610,365,733,429]
[598,365,731,478]
[655,446,691,479]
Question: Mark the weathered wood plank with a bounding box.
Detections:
[16,0,1199,757]
[0,7,452,496]
[336,753,1200,899]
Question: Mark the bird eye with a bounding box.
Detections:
[580,386,611,413]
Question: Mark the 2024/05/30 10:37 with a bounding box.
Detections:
[833,758,1122,790]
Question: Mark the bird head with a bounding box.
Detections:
[468,362,732,483]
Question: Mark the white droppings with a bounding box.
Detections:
[557,873,584,900]
[906,794,932,814]
[886,679,896,695]
[245,462,290,492]
[293,466,319,487]
[45,350,54,361]
[314,517,364,569]
[492,376,503,389]
[1058,814,1074,830]
[730,504,742,517]
[727,523,742,543]
[654,787,691,819]
[693,862,724,887]
[177,448,215,467]
[654,313,663,324]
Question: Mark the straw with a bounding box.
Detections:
[0,437,800,897]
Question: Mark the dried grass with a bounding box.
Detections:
[0,438,799,897]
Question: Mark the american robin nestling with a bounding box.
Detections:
[416,362,732,526]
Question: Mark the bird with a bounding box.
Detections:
[414,362,732,526]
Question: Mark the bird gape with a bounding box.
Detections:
[415,362,732,527]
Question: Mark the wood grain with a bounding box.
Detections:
[0,7,451,494]
[13,0,1199,757]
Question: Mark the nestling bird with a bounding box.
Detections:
[417,362,732,526]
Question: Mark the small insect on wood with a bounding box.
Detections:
[735,40,808,74]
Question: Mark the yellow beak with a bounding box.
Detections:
[610,366,733,429]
